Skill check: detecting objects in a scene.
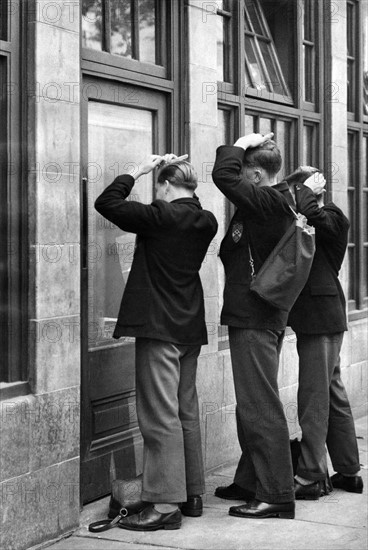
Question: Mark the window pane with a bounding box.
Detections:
[259,40,284,95]
[363,247,367,299]
[217,109,231,146]
[88,102,153,348]
[244,36,269,90]
[259,117,272,135]
[303,45,314,102]
[348,189,355,241]
[348,246,356,301]
[362,0,368,114]
[303,0,314,42]
[347,2,354,57]
[82,0,103,50]
[0,0,7,40]
[347,59,355,112]
[244,114,255,134]
[275,120,290,181]
[303,125,314,166]
[0,57,8,380]
[139,0,156,64]
[245,0,265,36]
[216,14,225,81]
[111,0,132,58]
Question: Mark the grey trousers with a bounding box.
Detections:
[229,327,295,504]
[296,332,360,481]
[135,337,205,503]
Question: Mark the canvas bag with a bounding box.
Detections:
[249,206,315,312]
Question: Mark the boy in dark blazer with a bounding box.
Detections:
[213,133,296,519]
[95,154,218,530]
[285,167,363,499]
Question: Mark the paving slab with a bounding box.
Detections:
[45,416,368,550]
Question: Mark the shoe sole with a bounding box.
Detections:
[118,522,181,531]
[229,510,295,519]
[333,486,363,494]
[295,495,319,501]
[215,493,250,501]
[181,509,203,517]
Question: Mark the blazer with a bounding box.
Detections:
[212,145,294,330]
[95,175,218,345]
[287,184,349,334]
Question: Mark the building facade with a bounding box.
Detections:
[1,1,367,548]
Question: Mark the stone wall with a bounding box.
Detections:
[1,2,82,549]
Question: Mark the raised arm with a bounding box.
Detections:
[212,133,290,219]
[295,176,350,239]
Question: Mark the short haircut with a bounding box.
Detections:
[243,140,282,178]
[157,160,198,191]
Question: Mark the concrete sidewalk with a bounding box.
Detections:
[45,416,367,550]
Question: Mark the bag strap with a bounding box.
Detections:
[88,508,128,533]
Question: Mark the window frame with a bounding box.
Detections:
[0,0,28,392]
[347,0,368,314]
[81,0,169,80]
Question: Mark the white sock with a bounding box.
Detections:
[295,475,315,486]
[154,503,179,513]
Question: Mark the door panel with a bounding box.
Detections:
[81,77,167,503]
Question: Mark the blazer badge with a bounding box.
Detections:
[232,222,243,243]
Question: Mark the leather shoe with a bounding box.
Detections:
[215,482,255,501]
[117,504,181,531]
[294,480,320,500]
[229,499,295,519]
[180,495,203,517]
[331,473,364,493]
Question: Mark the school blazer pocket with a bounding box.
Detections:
[119,288,150,325]
[310,285,338,296]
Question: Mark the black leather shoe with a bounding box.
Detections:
[215,482,255,501]
[229,499,295,519]
[117,504,181,531]
[180,495,203,517]
[331,473,364,493]
[294,480,320,500]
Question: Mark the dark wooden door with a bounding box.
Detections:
[81,76,167,503]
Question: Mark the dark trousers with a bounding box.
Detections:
[296,332,360,481]
[229,327,295,504]
[135,337,205,503]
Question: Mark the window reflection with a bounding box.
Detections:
[82,0,103,50]
[111,0,132,58]
[88,102,153,348]
[139,0,156,64]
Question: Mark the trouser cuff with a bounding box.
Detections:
[332,463,361,475]
[296,468,328,482]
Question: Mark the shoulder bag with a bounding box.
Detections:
[249,206,315,312]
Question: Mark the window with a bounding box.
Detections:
[347,0,358,114]
[243,0,291,102]
[347,0,368,311]
[82,0,168,78]
[217,1,324,178]
[216,0,234,83]
[0,0,27,387]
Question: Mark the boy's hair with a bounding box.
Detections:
[157,160,198,191]
[243,140,282,177]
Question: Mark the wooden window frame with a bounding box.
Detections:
[347,0,368,315]
[242,0,292,105]
[81,0,169,80]
[0,0,28,392]
[217,0,237,95]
